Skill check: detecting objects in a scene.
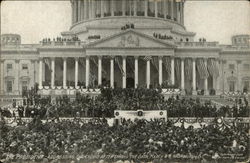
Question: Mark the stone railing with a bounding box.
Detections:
[176,41,219,47]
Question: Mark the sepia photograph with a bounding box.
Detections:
[0,0,250,162]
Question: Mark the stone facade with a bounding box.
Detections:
[0,0,250,96]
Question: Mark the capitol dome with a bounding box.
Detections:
[65,0,195,42]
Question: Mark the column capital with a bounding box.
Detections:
[122,56,127,59]
[62,57,67,61]
[192,57,197,61]
[0,59,5,63]
[50,57,55,61]
[74,57,79,61]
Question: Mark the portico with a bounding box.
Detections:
[37,30,221,96]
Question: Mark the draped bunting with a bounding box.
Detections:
[163,57,171,78]
[175,59,181,83]
[184,59,192,81]
[197,59,209,79]
[208,59,219,78]
[115,57,125,77]
[151,57,159,72]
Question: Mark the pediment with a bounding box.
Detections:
[87,30,176,49]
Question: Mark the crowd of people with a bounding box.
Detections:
[1,88,249,119]
[0,118,248,162]
[41,36,80,43]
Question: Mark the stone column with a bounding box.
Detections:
[111,0,114,16]
[75,58,79,88]
[85,56,90,87]
[92,0,96,18]
[236,60,241,92]
[204,58,209,95]
[135,56,139,88]
[181,58,185,94]
[88,0,92,19]
[110,57,114,88]
[134,0,137,16]
[15,60,20,94]
[39,58,43,89]
[71,1,74,24]
[98,56,102,86]
[144,0,148,16]
[84,0,88,19]
[216,59,222,95]
[63,57,67,89]
[146,58,151,89]
[164,0,167,18]
[154,0,158,17]
[180,1,184,25]
[51,58,55,88]
[101,0,104,17]
[122,56,127,88]
[122,0,125,16]
[78,0,81,21]
[171,0,174,20]
[159,56,163,86]
[171,57,175,85]
[192,58,197,95]
[176,1,180,23]
[0,60,4,93]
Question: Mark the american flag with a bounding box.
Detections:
[208,59,219,78]
[197,59,209,79]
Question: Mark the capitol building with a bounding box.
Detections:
[1,0,250,97]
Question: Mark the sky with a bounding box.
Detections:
[1,0,250,44]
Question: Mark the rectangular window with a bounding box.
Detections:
[243,64,250,70]
[6,81,12,92]
[7,64,12,70]
[22,64,28,70]
[229,64,235,70]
